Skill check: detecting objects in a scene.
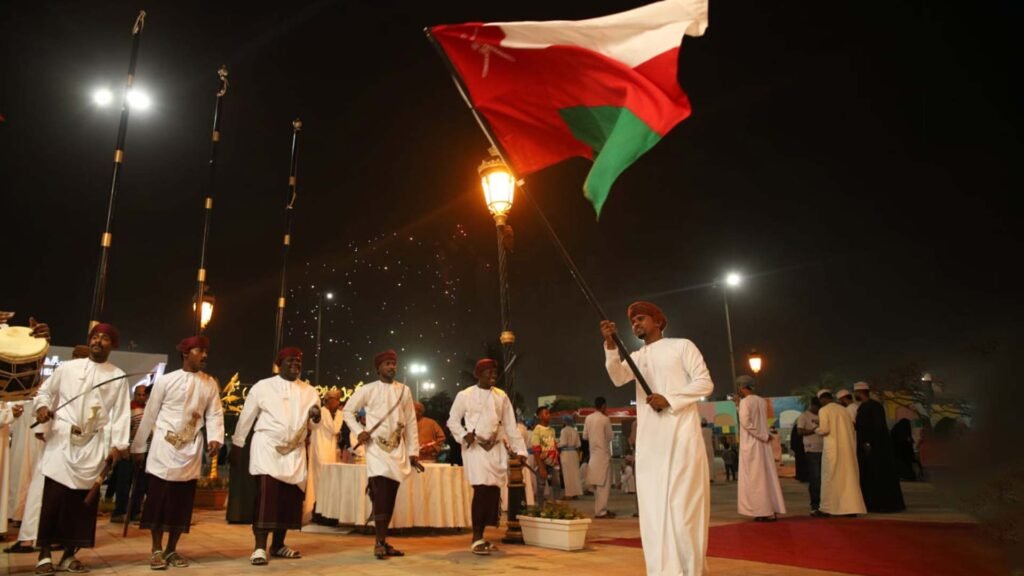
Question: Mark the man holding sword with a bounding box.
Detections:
[342,349,422,560]
[32,323,130,574]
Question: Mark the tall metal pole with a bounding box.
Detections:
[194,66,229,335]
[88,10,147,334]
[494,215,516,400]
[272,119,302,371]
[723,288,738,396]
[492,210,526,544]
[315,291,324,384]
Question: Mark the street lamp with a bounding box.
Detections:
[420,380,436,398]
[718,271,743,395]
[314,290,333,385]
[479,152,525,543]
[408,362,428,400]
[747,349,763,375]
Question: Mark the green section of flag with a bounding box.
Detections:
[559,105,662,218]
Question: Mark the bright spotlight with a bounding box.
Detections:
[93,88,114,106]
[725,272,742,287]
[325,292,334,300]
[127,90,151,109]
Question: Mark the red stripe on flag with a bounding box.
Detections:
[433,24,691,177]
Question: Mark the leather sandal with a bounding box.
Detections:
[472,539,496,555]
[270,546,300,559]
[150,551,167,570]
[164,551,189,568]
[58,556,89,573]
[373,542,404,559]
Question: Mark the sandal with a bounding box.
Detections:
[471,539,495,555]
[35,559,55,575]
[5,542,37,554]
[373,542,404,559]
[58,557,89,573]
[150,551,167,570]
[164,552,189,568]
[270,546,301,559]
[249,549,268,566]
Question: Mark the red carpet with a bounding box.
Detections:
[595,517,1007,575]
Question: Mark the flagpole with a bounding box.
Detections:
[272,119,302,372]
[193,66,229,335]
[89,10,147,335]
[425,29,655,399]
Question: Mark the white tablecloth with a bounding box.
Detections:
[316,462,472,528]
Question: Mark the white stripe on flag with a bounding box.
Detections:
[494,0,708,68]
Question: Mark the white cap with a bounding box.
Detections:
[836,389,852,399]
[853,381,870,391]
[816,389,832,398]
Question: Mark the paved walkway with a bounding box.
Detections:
[1,479,982,575]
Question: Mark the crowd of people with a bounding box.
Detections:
[0,298,923,576]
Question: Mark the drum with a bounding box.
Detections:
[0,325,50,399]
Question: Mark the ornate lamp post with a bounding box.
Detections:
[479,153,526,544]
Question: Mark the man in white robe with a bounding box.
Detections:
[305,388,343,524]
[602,301,714,576]
[232,347,321,565]
[517,421,535,506]
[814,390,866,516]
[32,323,130,574]
[131,336,224,569]
[558,414,583,498]
[342,349,421,560]
[6,343,78,555]
[836,388,860,423]
[701,419,715,482]
[7,399,39,523]
[0,400,23,535]
[448,358,527,555]
[736,377,786,521]
[583,397,614,518]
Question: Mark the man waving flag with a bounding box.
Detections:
[429,0,708,217]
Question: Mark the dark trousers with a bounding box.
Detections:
[806,452,822,510]
[471,485,501,530]
[724,464,737,481]
[112,460,146,517]
[38,477,100,549]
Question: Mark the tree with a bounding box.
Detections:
[791,372,848,409]
[421,390,453,425]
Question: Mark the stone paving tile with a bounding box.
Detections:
[1,479,977,575]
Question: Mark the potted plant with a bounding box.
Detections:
[195,373,243,509]
[517,501,592,551]
[194,475,229,508]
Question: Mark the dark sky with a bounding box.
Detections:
[2,0,1018,412]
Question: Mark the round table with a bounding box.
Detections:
[315,462,472,528]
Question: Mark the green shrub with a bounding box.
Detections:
[520,500,585,520]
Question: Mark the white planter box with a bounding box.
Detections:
[517,515,592,551]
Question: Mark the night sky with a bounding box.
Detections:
[2,1,1018,416]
